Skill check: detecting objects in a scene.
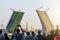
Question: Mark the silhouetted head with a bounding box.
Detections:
[26,32,30,35]
[43,33,45,36]
[31,31,35,35]
[38,31,41,34]
[4,33,7,37]
[16,29,20,33]
[0,30,2,34]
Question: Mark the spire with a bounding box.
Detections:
[26,22,28,32]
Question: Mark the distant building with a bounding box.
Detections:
[6,11,24,33]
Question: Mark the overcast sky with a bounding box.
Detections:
[0,0,60,29]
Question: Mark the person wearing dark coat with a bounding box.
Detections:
[4,33,10,40]
[37,31,43,40]
[31,31,38,40]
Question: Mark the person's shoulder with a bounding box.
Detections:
[0,34,3,37]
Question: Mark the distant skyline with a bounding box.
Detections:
[0,0,60,29]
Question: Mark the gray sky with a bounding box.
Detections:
[0,0,60,29]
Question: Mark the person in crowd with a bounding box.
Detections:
[14,25,25,40]
[37,31,43,40]
[22,32,26,40]
[42,33,47,40]
[0,29,4,40]
[46,34,51,40]
[14,25,22,33]
[31,31,38,40]
[11,34,15,40]
[26,32,32,40]
[4,33,10,40]
[15,29,23,40]
[49,31,55,40]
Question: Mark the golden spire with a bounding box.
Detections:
[26,22,28,32]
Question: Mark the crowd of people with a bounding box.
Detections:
[0,25,60,40]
